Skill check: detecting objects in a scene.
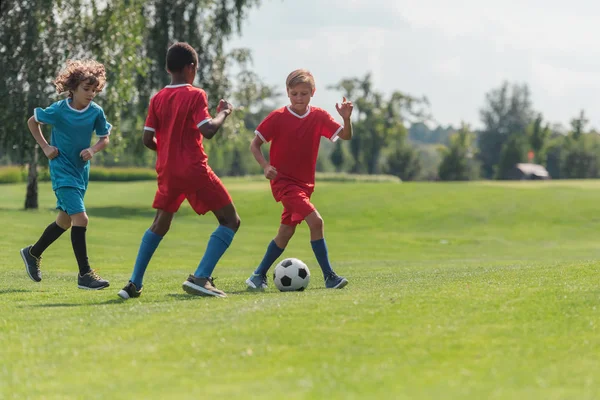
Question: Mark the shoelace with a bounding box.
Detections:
[208,277,217,287]
[88,269,102,280]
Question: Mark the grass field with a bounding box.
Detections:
[1,179,600,399]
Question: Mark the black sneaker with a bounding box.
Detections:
[182,275,227,297]
[117,281,142,299]
[20,245,42,282]
[77,269,110,290]
[325,273,348,289]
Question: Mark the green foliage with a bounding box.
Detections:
[384,142,422,181]
[438,124,479,181]
[478,82,534,179]
[495,134,529,180]
[330,74,428,175]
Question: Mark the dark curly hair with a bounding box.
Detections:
[166,42,198,73]
[53,59,107,96]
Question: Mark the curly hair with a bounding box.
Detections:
[53,59,107,96]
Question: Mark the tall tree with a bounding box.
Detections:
[330,74,429,174]
[438,124,479,181]
[478,82,534,179]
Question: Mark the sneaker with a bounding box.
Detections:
[77,269,110,290]
[325,273,348,289]
[117,281,142,299]
[246,273,267,290]
[20,245,42,282]
[182,275,227,298]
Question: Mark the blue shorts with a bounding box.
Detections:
[55,187,86,215]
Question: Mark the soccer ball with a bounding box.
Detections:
[273,258,310,292]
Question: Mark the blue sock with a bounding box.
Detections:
[194,226,236,278]
[253,240,284,276]
[130,229,163,288]
[311,238,334,278]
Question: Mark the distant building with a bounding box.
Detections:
[507,163,551,180]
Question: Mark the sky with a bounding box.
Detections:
[228,0,600,130]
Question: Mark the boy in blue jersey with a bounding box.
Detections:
[20,59,111,290]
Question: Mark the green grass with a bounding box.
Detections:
[1,179,600,399]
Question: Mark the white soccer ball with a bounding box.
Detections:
[273,258,310,292]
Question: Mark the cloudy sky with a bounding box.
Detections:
[228,0,600,130]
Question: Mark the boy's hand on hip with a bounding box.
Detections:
[264,165,277,180]
[42,145,59,160]
[80,148,95,161]
[217,99,233,115]
[335,97,353,119]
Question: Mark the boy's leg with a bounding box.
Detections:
[305,210,348,289]
[182,202,240,297]
[246,223,295,290]
[21,211,71,282]
[128,210,172,288]
[119,185,184,299]
[70,211,108,290]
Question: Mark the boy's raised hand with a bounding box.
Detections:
[335,97,353,119]
[217,99,233,115]
[42,145,59,160]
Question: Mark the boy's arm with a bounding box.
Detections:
[27,116,59,159]
[142,130,157,151]
[250,135,277,180]
[80,136,110,161]
[198,99,233,139]
[335,97,354,140]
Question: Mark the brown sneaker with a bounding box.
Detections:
[182,275,227,298]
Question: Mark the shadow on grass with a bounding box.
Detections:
[0,288,30,295]
[26,298,128,308]
[86,206,157,219]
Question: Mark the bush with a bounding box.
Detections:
[0,167,24,183]
[89,167,156,182]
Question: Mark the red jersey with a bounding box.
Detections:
[144,84,211,188]
[256,106,342,194]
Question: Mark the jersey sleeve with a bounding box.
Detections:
[94,107,112,136]
[255,112,279,143]
[319,109,343,142]
[34,101,61,125]
[144,97,157,133]
[193,90,212,129]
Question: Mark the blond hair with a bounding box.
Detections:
[286,69,315,90]
[54,59,107,96]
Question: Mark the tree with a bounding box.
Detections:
[0,0,261,207]
[330,142,346,172]
[478,82,534,179]
[527,113,551,165]
[329,74,429,174]
[385,143,421,181]
[438,124,479,181]
[495,135,528,180]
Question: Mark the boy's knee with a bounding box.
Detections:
[219,213,241,232]
[71,213,89,227]
[308,215,324,231]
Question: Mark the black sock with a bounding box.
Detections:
[71,226,91,275]
[31,222,67,257]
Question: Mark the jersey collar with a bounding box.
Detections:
[165,84,192,88]
[286,105,311,119]
[66,98,91,113]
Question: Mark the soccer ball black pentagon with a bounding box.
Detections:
[273,258,310,292]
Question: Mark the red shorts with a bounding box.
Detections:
[153,170,232,215]
[277,184,316,226]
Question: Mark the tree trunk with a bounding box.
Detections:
[24,145,39,209]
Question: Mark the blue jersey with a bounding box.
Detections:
[34,99,111,190]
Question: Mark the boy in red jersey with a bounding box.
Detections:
[118,42,239,299]
[246,69,353,290]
